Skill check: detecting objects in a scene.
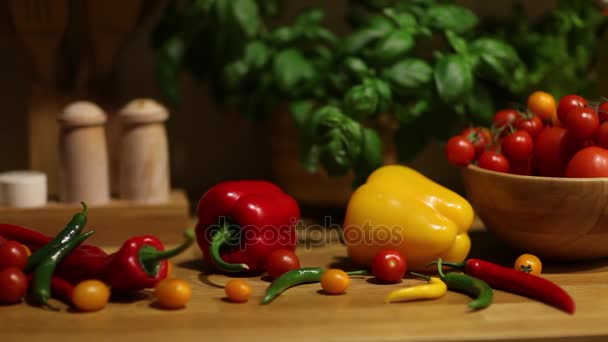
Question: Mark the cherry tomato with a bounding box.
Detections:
[224,279,252,303]
[445,136,475,167]
[565,146,608,178]
[502,131,534,162]
[595,122,608,148]
[372,249,406,284]
[533,126,584,177]
[598,102,608,122]
[557,94,588,125]
[154,278,192,309]
[564,107,599,140]
[320,269,350,295]
[477,150,510,173]
[492,109,520,131]
[461,127,491,158]
[527,91,557,123]
[72,279,110,312]
[514,254,542,276]
[510,159,533,176]
[0,240,29,270]
[0,267,27,304]
[266,249,301,279]
[0,235,6,245]
[515,115,543,138]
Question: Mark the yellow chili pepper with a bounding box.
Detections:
[343,165,473,271]
[385,274,447,303]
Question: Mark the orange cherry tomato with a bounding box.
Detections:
[224,279,252,303]
[154,278,192,309]
[514,254,542,276]
[528,91,557,124]
[320,269,350,295]
[72,280,110,312]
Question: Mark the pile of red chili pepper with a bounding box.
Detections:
[0,203,194,311]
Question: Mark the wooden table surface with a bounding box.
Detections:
[2,229,608,342]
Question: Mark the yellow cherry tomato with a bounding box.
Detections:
[154,278,192,309]
[514,254,542,276]
[527,91,557,124]
[224,279,252,303]
[72,280,110,312]
[320,269,350,295]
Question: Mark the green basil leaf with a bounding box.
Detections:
[367,78,392,113]
[391,12,417,29]
[434,54,473,103]
[470,38,521,87]
[231,0,261,37]
[222,60,248,91]
[370,29,414,64]
[353,128,383,187]
[445,30,467,54]
[273,49,315,94]
[268,27,296,45]
[341,16,394,54]
[344,84,379,121]
[382,58,433,93]
[393,101,427,125]
[243,40,270,70]
[424,4,478,35]
[344,57,370,78]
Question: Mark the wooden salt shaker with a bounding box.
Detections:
[58,101,110,204]
[118,99,170,203]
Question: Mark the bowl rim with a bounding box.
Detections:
[464,164,608,182]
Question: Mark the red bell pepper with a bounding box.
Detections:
[195,180,300,273]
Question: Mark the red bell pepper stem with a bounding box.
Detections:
[138,228,196,276]
[437,259,575,314]
[209,221,249,273]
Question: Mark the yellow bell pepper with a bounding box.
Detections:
[343,165,474,271]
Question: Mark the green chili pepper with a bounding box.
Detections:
[436,258,493,311]
[25,202,88,272]
[31,231,94,309]
[261,267,367,304]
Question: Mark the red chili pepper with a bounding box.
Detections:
[26,274,74,304]
[1,223,194,292]
[438,259,575,314]
[196,180,300,273]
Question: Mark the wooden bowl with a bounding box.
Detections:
[462,165,608,261]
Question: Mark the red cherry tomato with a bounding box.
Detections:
[445,136,475,167]
[557,94,588,125]
[598,102,608,122]
[565,107,599,140]
[266,249,301,279]
[565,146,608,178]
[0,267,27,304]
[477,151,510,173]
[492,109,520,131]
[515,115,543,138]
[502,131,534,162]
[461,127,491,158]
[0,236,5,246]
[372,249,407,284]
[0,241,29,270]
[595,122,608,148]
[533,126,585,177]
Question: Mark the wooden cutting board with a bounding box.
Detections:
[1,229,608,342]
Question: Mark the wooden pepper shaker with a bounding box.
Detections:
[118,99,170,203]
[58,101,111,204]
